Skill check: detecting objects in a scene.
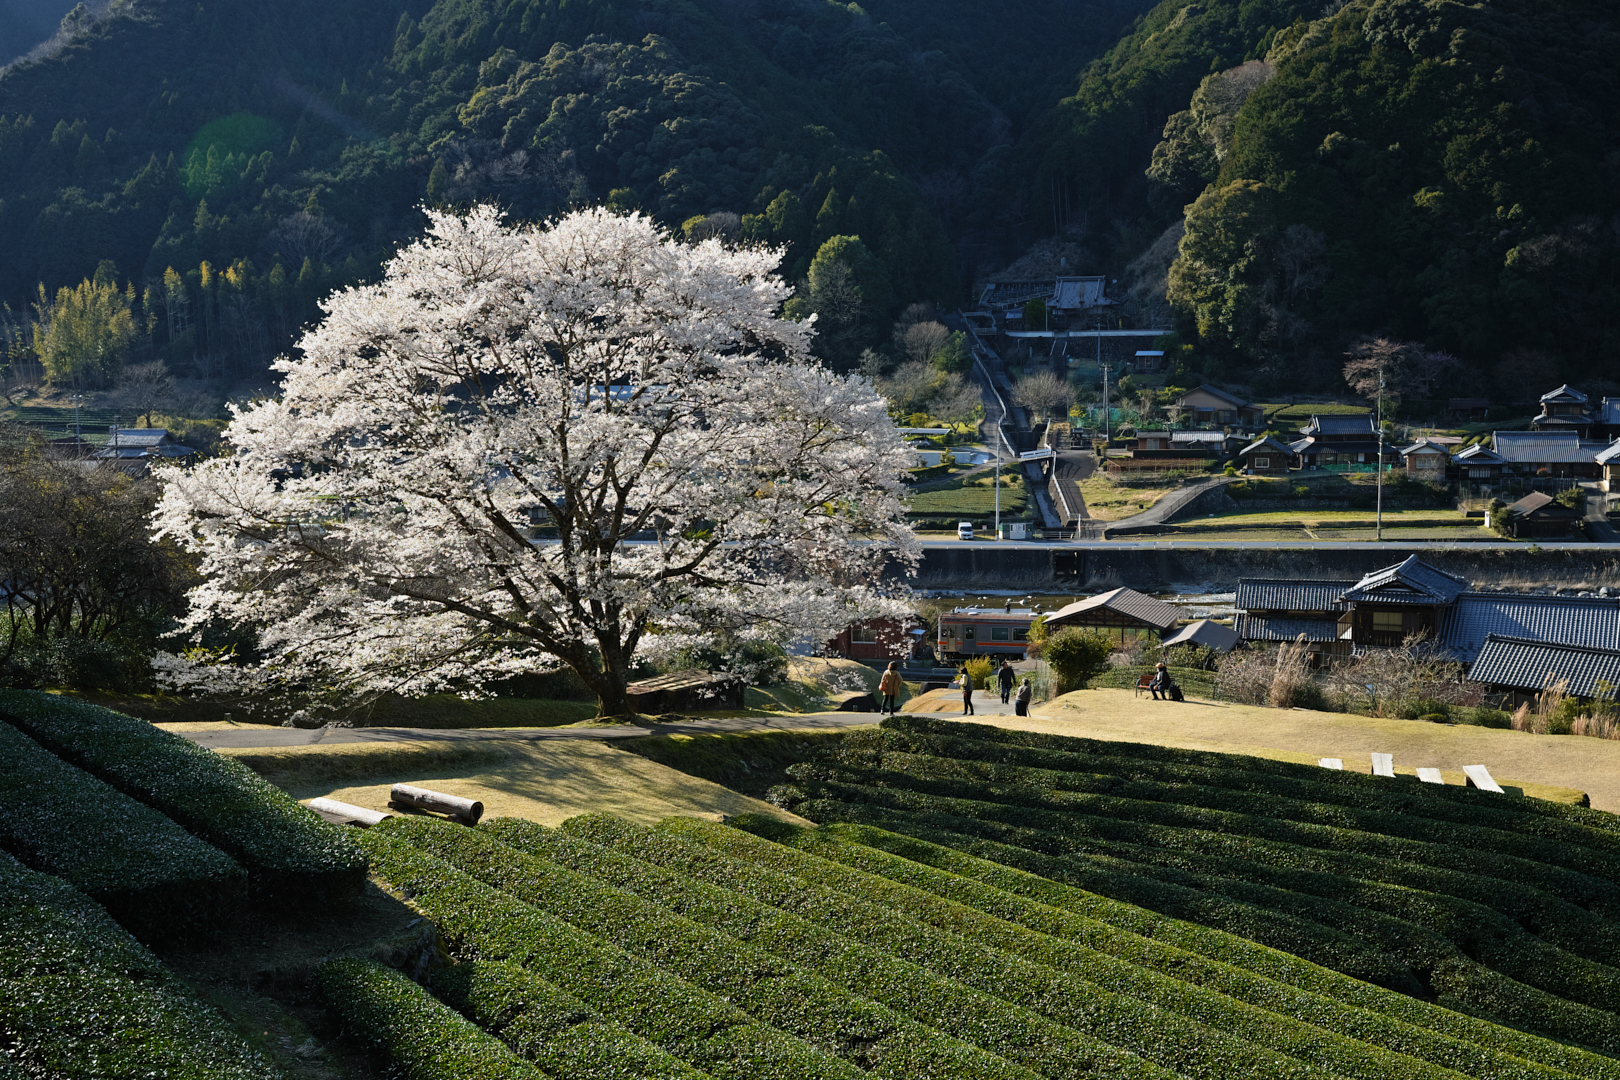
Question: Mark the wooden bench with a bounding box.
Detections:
[1371,753,1395,778]
[1462,765,1505,793]
[1134,673,1155,697]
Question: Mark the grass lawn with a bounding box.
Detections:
[989,687,1609,807]
[1171,508,1474,526]
[1078,474,1180,520]
[907,469,1029,517]
[220,738,811,826]
[1256,402,1371,420]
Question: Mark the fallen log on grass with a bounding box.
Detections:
[389,784,484,824]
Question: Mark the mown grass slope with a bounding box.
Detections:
[357,810,1620,1080]
[769,715,1620,1055]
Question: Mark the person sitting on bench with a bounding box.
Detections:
[1149,662,1173,701]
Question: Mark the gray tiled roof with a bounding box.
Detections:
[1342,556,1467,606]
[1234,614,1341,642]
[1540,384,1588,404]
[1235,579,1355,613]
[1160,618,1242,652]
[1047,587,1182,631]
[1454,444,1506,464]
[1491,431,1602,464]
[1467,635,1620,698]
[1437,593,1620,661]
[1302,415,1375,437]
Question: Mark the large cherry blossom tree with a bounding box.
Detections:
[154,206,916,716]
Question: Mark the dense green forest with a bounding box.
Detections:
[3,0,1616,398]
[1008,0,1620,397]
[0,0,1155,382]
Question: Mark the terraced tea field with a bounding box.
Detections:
[773,715,1620,1057]
[350,806,1620,1079]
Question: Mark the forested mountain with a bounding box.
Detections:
[1009,0,1620,397]
[0,0,1153,384]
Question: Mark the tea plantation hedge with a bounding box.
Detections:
[314,958,545,1080]
[0,852,278,1079]
[432,960,715,1080]
[358,828,867,1080]
[0,690,365,903]
[767,716,1620,1055]
[360,813,1617,1080]
[0,720,243,940]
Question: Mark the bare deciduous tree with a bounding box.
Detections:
[1343,337,1461,404]
[264,211,347,269]
[1011,370,1073,423]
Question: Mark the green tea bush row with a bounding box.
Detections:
[557,814,1358,1080]
[355,828,858,1080]
[821,747,1620,973]
[816,750,1614,914]
[375,816,1034,1080]
[768,819,1620,1080]
[0,720,243,939]
[495,815,1180,1080]
[788,758,1620,1001]
[759,819,1599,1080]
[781,794,1620,1056]
[432,960,714,1080]
[854,726,1620,888]
[783,773,1620,1034]
[0,690,365,903]
[879,717,1620,840]
[853,726,1620,883]
[0,853,277,1079]
[315,958,544,1079]
[633,816,1542,1080]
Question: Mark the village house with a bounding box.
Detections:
[1598,441,1620,492]
[1490,430,1602,479]
[1173,385,1263,429]
[1236,435,1295,475]
[1289,415,1388,470]
[1234,556,1620,665]
[1453,442,1507,485]
[1530,385,1595,437]
[1467,636,1620,704]
[1399,438,1451,482]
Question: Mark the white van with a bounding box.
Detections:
[957,521,974,540]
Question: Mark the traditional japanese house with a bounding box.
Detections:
[1399,438,1451,482]
[1491,430,1602,479]
[1467,636,1620,703]
[1531,385,1595,436]
[1237,435,1295,475]
[1233,577,1356,661]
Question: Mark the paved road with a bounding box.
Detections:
[177,709,926,751]
[916,537,1620,549]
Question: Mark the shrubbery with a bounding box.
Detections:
[315,958,545,1080]
[1043,627,1114,692]
[0,721,243,939]
[0,852,277,1079]
[766,716,1620,1054]
[0,691,365,903]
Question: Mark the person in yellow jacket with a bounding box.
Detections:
[878,661,903,716]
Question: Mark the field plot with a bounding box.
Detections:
[356,809,1620,1080]
[772,715,1620,1057]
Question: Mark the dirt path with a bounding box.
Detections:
[958,688,1620,809]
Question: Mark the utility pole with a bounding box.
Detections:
[1376,376,1385,541]
[1100,362,1111,448]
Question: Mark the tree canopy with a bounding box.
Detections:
[153,206,917,716]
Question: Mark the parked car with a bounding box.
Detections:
[957,521,974,540]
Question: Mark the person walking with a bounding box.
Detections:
[1014,677,1032,716]
[960,665,976,715]
[878,661,902,716]
[996,659,1015,704]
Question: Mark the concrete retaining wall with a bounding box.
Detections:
[909,543,1620,592]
